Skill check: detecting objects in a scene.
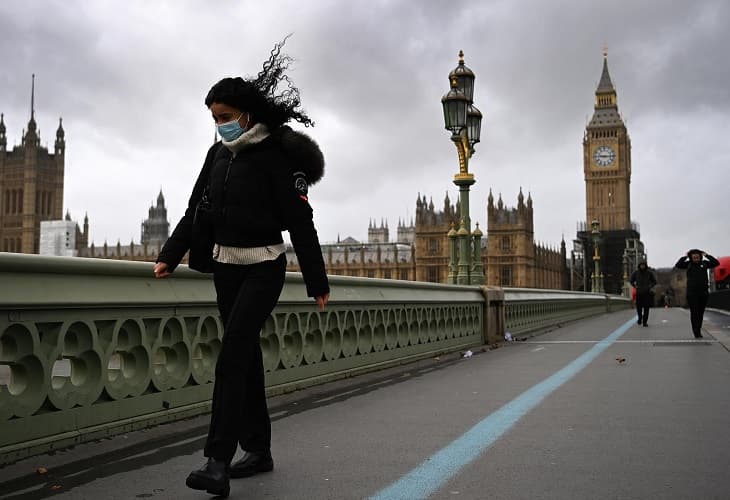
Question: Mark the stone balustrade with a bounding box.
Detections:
[505,287,622,335]
[0,253,629,464]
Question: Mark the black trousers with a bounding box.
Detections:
[204,254,286,463]
[636,292,652,325]
[687,293,709,338]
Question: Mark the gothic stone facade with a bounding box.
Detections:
[486,190,567,289]
[0,112,66,254]
[78,191,171,263]
[287,192,568,289]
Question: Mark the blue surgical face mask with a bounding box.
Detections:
[217,113,248,142]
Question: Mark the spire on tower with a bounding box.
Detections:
[25,75,38,143]
[0,113,5,150]
[597,51,615,93]
[30,74,35,121]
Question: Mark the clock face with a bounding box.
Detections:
[593,145,616,166]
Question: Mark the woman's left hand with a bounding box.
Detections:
[315,293,330,312]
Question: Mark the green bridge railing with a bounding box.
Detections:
[0,253,629,464]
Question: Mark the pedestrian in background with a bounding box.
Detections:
[675,249,720,338]
[154,39,330,498]
[630,260,656,327]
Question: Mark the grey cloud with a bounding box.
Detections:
[1,0,728,267]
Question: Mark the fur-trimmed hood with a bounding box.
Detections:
[275,125,325,185]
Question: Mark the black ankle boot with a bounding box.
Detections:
[230,450,274,479]
[186,458,230,497]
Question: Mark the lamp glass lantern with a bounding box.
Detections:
[449,50,476,103]
[467,104,482,148]
[441,78,469,136]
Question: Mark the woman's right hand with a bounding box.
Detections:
[153,262,172,279]
[315,293,330,312]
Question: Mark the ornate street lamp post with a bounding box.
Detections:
[441,50,484,285]
[591,219,604,293]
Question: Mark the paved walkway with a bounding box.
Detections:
[1,307,729,500]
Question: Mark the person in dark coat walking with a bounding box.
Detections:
[675,249,720,338]
[153,40,329,498]
[630,260,657,326]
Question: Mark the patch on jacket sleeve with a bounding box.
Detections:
[293,171,309,198]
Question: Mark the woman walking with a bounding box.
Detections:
[154,40,330,497]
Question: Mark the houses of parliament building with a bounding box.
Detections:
[285,189,568,290]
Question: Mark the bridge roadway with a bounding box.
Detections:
[1,308,729,500]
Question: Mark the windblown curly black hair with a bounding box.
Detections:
[204,36,314,129]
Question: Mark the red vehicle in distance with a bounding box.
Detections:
[714,256,730,289]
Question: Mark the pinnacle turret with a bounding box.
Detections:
[589,51,623,126]
[55,117,65,154]
[0,113,6,150]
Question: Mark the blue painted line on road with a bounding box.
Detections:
[369,317,636,500]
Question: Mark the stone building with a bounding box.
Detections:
[486,189,567,289]
[78,191,171,263]
[654,267,685,307]
[78,239,165,262]
[141,190,170,247]
[286,224,416,281]
[414,193,459,283]
[574,52,646,294]
[0,78,66,254]
[287,191,568,289]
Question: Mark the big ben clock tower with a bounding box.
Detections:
[574,52,645,295]
[583,51,631,230]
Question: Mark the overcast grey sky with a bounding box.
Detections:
[1,0,728,267]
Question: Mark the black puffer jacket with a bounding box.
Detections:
[675,254,720,296]
[157,126,329,298]
[630,267,656,294]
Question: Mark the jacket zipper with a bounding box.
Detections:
[221,155,233,216]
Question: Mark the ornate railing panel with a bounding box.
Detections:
[504,288,626,336]
[0,253,485,463]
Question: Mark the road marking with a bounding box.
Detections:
[530,347,545,352]
[313,387,362,404]
[524,339,717,344]
[369,317,636,500]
